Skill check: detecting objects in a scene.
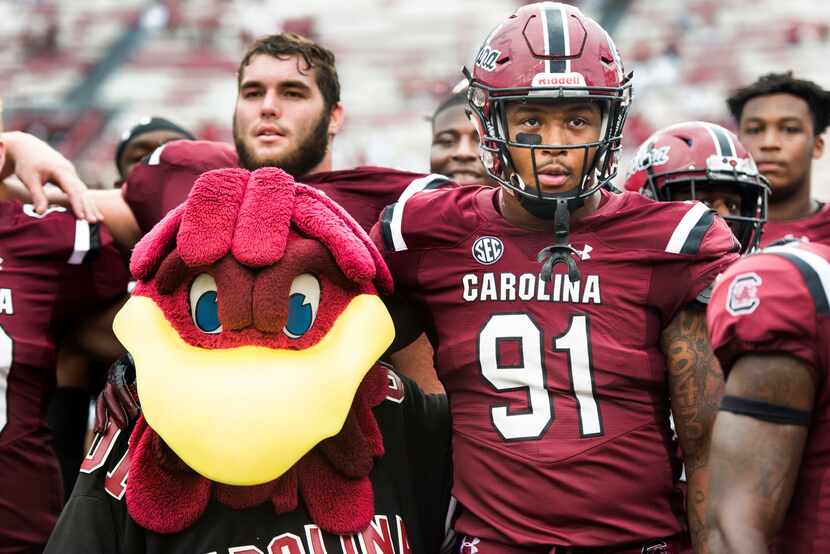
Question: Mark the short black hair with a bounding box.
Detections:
[727,71,830,135]
[115,117,194,177]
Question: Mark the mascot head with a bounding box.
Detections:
[113,167,395,534]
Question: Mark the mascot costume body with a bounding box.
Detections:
[45,168,451,553]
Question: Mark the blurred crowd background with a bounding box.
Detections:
[2,0,829,197]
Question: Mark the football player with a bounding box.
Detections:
[0,127,130,551]
[430,90,493,187]
[625,121,770,254]
[706,240,830,552]
[114,116,194,182]
[727,72,830,246]
[372,4,737,552]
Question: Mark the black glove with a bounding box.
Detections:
[93,354,140,433]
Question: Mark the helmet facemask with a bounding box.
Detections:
[465,68,632,281]
[644,165,770,254]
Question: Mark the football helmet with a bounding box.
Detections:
[465,2,632,280]
[624,121,770,254]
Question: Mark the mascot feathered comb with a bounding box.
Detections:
[112,167,395,534]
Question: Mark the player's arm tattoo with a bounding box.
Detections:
[663,303,723,553]
[706,353,814,554]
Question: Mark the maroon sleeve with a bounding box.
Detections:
[372,184,473,290]
[649,208,740,323]
[124,140,238,235]
[82,224,131,305]
[58,224,130,318]
[370,219,423,291]
[684,215,740,303]
[707,252,819,378]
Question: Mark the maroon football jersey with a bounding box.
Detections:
[372,186,739,548]
[0,201,129,551]
[708,241,830,553]
[759,202,830,247]
[123,139,442,235]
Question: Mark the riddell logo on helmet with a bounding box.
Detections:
[531,72,587,87]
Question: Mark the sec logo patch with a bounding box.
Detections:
[472,236,504,265]
[726,272,762,316]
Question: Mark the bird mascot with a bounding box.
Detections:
[45,167,451,554]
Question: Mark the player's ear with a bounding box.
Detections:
[327,102,344,137]
[813,134,824,160]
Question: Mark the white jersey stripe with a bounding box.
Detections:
[765,244,830,306]
[390,174,447,252]
[665,202,711,254]
[147,143,167,166]
[67,219,91,265]
[0,327,11,435]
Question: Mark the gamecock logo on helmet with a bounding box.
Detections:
[475,45,501,71]
[633,145,671,172]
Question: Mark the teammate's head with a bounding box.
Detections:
[727,72,830,202]
[465,2,630,280]
[116,117,194,179]
[430,91,492,186]
[466,2,630,217]
[624,122,769,254]
[233,33,344,177]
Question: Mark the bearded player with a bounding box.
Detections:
[372,4,738,552]
[706,240,830,553]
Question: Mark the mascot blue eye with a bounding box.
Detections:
[284,273,320,339]
[189,274,222,334]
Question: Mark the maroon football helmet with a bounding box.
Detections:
[464,2,631,280]
[624,121,770,254]
[465,2,631,206]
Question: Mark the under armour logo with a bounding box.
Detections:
[0,257,5,270]
[460,537,480,554]
[571,243,593,260]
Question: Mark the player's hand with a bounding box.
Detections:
[93,354,140,433]
[1,131,103,222]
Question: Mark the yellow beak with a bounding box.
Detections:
[113,294,394,485]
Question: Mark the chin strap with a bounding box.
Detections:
[535,199,581,283]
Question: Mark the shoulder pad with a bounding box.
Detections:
[144,140,238,172]
[379,182,482,253]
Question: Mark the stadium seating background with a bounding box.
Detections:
[2,0,828,198]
